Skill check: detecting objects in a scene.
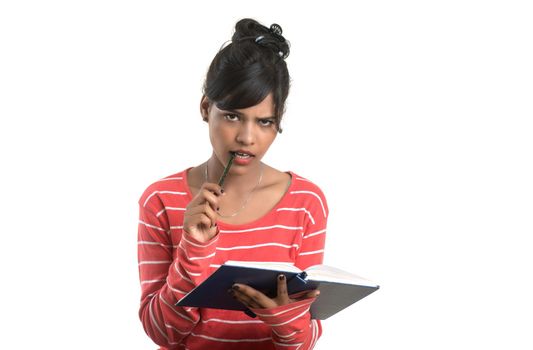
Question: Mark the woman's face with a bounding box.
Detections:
[201,93,278,175]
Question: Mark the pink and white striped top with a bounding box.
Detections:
[138,168,328,349]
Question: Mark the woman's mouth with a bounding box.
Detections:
[231,151,255,165]
[234,152,252,159]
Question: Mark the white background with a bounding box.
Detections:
[1,0,532,349]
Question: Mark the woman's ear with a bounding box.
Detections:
[200,95,210,122]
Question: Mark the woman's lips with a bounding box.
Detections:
[231,151,254,165]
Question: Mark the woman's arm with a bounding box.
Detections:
[138,199,219,348]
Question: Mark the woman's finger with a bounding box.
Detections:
[202,201,218,227]
[186,202,218,228]
[292,289,320,301]
[230,288,260,308]
[201,183,224,197]
[184,214,211,234]
[232,284,276,309]
[200,188,221,212]
[199,213,214,229]
[276,274,290,305]
[187,183,222,209]
[231,289,262,309]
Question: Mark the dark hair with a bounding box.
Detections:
[203,18,291,133]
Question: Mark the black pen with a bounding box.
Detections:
[218,152,235,187]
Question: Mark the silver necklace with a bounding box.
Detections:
[205,161,264,218]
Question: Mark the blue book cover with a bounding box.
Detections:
[176,261,379,320]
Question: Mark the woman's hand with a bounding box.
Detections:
[183,182,223,243]
[229,274,320,310]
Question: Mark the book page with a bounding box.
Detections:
[224,260,302,273]
[305,264,379,287]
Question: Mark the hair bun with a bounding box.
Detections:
[232,18,267,41]
[232,18,290,59]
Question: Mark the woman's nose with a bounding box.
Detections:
[236,123,255,145]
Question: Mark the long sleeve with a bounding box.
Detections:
[250,297,322,349]
[138,201,218,348]
[251,183,329,349]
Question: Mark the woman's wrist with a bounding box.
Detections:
[183,226,219,244]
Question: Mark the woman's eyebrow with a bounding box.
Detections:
[222,109,275,119]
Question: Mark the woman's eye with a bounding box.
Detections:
[224,114,239,121]
[259,119,274,127]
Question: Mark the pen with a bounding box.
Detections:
[218,152,235,187]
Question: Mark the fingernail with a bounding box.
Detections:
[232,284,240,290]
[278,274,285,281]
[221,189,225,194]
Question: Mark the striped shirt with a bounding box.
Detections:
[138,168,328,349]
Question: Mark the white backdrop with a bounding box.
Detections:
[1,1,532,349]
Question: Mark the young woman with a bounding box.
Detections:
[138,18,328,349]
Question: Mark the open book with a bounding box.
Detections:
[176,260,379,320]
